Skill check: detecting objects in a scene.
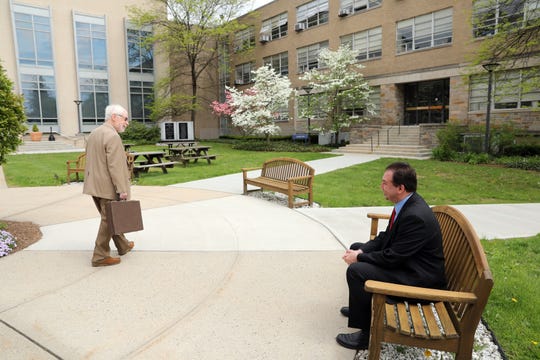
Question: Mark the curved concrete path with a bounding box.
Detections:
[1,153,539,359]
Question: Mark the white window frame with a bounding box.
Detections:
[296,0,329,29]
[396,8,453,54]
[341,26,382,61]
[297,41,328,73]
[263,52,289,76]
[261,12,288,40]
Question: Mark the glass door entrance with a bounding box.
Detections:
[404,79,449,125]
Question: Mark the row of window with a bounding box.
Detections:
[11,3,154,127]
[235,7,454,81]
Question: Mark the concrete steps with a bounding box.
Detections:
[17,135,85,154]
[337,126,433,159]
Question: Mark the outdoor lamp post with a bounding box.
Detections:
[482,62,499,154]
[302,85,313,141]
[74,100,83,134]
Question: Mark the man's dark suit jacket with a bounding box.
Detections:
[351,192,446,289]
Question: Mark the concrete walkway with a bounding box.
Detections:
[1,153,539,360]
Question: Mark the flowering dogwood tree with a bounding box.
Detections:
[212,65,293,141]
[300,45,373,144]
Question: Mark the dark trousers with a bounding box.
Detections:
[91,196,131,262]
[346,262,409,330]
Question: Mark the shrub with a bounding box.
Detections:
[32,123,40,132]
[120,121,160,144]
[432,123,464,160]
[232,140,330,152]
[494,156,540,171]
[501,144,540,157]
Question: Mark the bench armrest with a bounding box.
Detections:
[365,280,478,304]
[367,213,391,220]
[242,166,262,179]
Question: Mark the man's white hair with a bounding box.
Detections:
[105,104,127,120]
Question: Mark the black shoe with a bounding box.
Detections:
[336,330,369,350]
[340,306,349,317]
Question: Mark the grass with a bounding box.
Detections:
[3,144,540,359]
[3,142,337,187]
[481,234,540,360]
[314,158,540,207]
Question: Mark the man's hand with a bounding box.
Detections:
[342,249,362,265]
[119,192,128,200]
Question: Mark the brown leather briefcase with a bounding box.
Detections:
[105,200,144,235]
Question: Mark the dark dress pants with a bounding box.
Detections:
[346,261,410,330]
[91,196,131,262]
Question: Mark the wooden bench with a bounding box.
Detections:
[242,157,315,208]
[66,153,86,184]
[364,205,494,360]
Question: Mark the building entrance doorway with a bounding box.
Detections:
[404,79,449,125]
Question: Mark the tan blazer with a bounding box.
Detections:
[83,122,131,200]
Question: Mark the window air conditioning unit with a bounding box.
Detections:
[294,23,306,32]
[259,34,271,43]
[338,8,350,17]
[234,79,245,85]
[160,121,194,142]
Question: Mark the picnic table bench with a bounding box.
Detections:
[66,152,86,184]
[127,151,178,177]
[364,205,493,360]
[242,157,315,208]
[168,146,217,166]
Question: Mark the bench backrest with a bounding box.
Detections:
[261,157,314,184]
[432,205,494,331]
[77,153,86,168]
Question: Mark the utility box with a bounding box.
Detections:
[160,121,194,141]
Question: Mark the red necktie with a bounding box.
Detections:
[389,208,396,230]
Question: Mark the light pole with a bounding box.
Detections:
[482,62,499,154]
[302,85,313,142]
[74,100,82,134]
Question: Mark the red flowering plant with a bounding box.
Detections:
[210,90,235,116]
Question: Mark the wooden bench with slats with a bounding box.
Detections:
[364,205,494,360]
[242,157,315,208]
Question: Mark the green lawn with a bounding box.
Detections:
[3,144,540,359]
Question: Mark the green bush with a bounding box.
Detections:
[432,123,464,160]
[232,140,330,152]
[501,144,540,157]
[494,156,540,171]
[120,121,160,144]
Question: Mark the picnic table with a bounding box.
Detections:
[167,145,217,166]
[129,150,178,177]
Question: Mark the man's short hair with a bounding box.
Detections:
[386,162,417,192]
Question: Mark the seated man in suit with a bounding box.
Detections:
[336,162,446,350]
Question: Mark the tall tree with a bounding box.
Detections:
[129,0,251,134]
[0,61,27,165]
[300,46,373,144]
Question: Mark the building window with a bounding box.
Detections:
[469,67,540,110]
[12,4,58,127]
[80,77,109,125]
[233,27,255,52]
[74,14,109,129]
[473,0,539,37]
[275,106,289,122]
[75,17,107,71]
[296,0,329,29]
[263,52,289,76]
[297,41,328,73]
[127,28,154,74]
[341,27,382,61]
[396,8,453,53]
[20,74,58,125]
[235,62,254,85]
[126,25,154,123]
[129,80,154,123]
[13,7,53,67]
[342,85,381,116]
[261,12,288,41]
[340,0,382,15]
